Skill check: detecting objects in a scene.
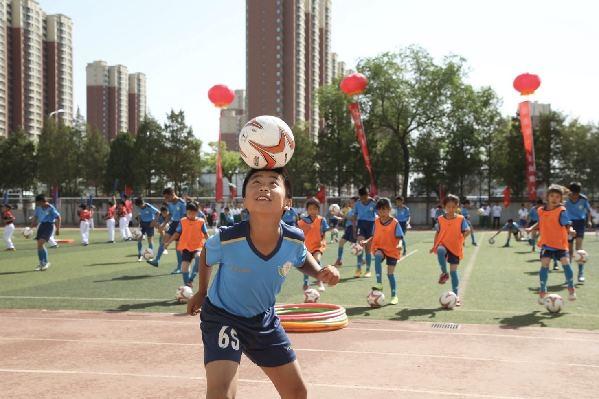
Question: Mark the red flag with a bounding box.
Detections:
[124,185,133,197]
[503,186,512,208]
[518,101,537,201]
[215,132,223,201]
[316,184,326,204]
[228,182,237,199]
[348,102,377,196]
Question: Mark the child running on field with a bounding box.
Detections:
[134,197,160,262]
[488,218,521,247]
[430,194,470,307]
[31,194,61,271]
[298,198,330,292]
[2,204,16,251]
[156,205,170,256]
[527,184,577,304]
[334,196,358,267]
[78,204,91,246]
[103,201,116,243]
[361,197,404,305]
[187,167,339,399]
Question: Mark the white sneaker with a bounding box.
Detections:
[163,249,169,255]
[578,275,585,283]
[34,264,42,271]
[568,290,577,301]
[41,263,51,271]
[137,256,143,262]
[317,281,326,292]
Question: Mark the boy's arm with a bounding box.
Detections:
[429,230,439,253]
[164,232,180,248]
[187,248,212,316]
[298,252,340,286]
[55,215,61,236]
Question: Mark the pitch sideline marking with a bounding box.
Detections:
[458,232,484,300]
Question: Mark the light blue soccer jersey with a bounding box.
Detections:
[167,199,187,222]
[502,222,520,232]
[282,208,298,225]
[460,207,470,218]
[565,196,591,221]
[35,204,60,223]
[138,204,159,222]
[395,206,410,222]
[529,207,539,222]
[354,199,377,221]
[344,208,354,227]
[206,221,307,318]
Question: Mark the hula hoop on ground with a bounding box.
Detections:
[275,303,348,333]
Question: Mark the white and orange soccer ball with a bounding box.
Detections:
[544,294,564,313]
[142,248,154,261]
[329,204,341,215]
[367,290,385,308]
[239,115,295,169]
[574,250,589,264]
[439,291,458,309]
[303,288,320,303]
[350,243,364,256]
[22,227,33,239]
[176,286,193,303]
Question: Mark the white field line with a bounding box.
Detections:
[459,232,484,300]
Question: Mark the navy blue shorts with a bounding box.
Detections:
[439,245,460,265]
[571,219,586,239]
[399,221,408,236]
[528,220,538,228]
[200,298,296,367]
[540,248,569,261]
[373,249,398,266]
[181,249,199,263]
[140,221,154,237]
[35,222,53,241]
[329,218,339,228]
[342,225,355,243]
[357,220,375,239]
[166,220,180,236]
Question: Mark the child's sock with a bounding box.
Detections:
[337,246,343,261]
[437,246,448,274]
[450,270,459,295]
[176,251,182,271]
[37,248,45,264]
[303,274,309,287]
[190,257,199,281]
[137,241,142,256]
[42,247,48,263]
[387,273,397,296]
[155,244,164,262]
[539,266,549,292]
[374,253,383,284]
[357,253,363,270]
[578,263,585,276]
[563,263,574,288]
[471,231,476,244]
[365,252,372,271]
[402,239,407,254]
[149,242,154,251]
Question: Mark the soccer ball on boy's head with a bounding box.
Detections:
[239,115,295,169]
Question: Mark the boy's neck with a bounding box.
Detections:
[249,216,280,238]
[379,215,391,223]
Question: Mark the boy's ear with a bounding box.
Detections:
[284,198,292,210]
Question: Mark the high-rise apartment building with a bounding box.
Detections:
[246,0,332,138]
[220,89,247,151]
[0,0,73,137]
[86,60,146,140]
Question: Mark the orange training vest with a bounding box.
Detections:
[177,217,206,251]
[537,206,569,251]
[371,217,401,259]
[433,214,465,259]
[298,215,326,254]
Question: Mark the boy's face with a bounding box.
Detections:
[163,193,174,202]
[186,210,198,220]
[444,201,459,215]
[570,191,580,199]
[243,171,286,216]
[360,194,368,202]
[396,199,403,207]
[307,204,320,217]
[161,210,168,217]
[378,206,391,218]
[547,192,562,207]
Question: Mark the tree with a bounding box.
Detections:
[133,117,166,195]
[411,129,443,198]
[104,133,137,193]
[533,111,565,187]
[494,118,526,196]
[285,124,317,197]
[162,110,203,193]
[358,46,465,197]
[81,127,109,195]
[0,130,36,191]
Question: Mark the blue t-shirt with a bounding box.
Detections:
[374,217,404,238]
[300,215,330,235]
[176,218,208,234]
[565,196,591,221]
[344,208,354,227]
[35,204,60,223]
[435,208,445,218]
[460,207,470,218]
[138,204,159,223]
[395,206,410,222]
[205,221,307,318]
[435,215,469,232]
[502,222,520,232]
[282,208,298,225]
[529,207,539,222]
[167,199,187,222]
[354,199,377,222]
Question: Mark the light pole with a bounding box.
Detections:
[48,109,65,121]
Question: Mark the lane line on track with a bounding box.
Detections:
[459,232,484,300]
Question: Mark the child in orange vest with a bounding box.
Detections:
[430,194,470,306]
[361,197,404,305]
[164,201,209,287]
[298,198,330,292]
[527,185,577,303]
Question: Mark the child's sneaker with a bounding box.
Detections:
[538,292,547,305]
[317,281,326,292]
[455,297,462,307]
[34,264,42,271]
[371,284,383,292]
[568,288,577,301]
[163,249,169,255]
[333,259,342,267]
[41,262,51,271]
[438,272,449,284]
[390,296,399,305]
[364,271,372,278]
[552,263,560,271]
[354,269,362,278]
[302,284,309,291]
[137,256,143,262]
[578,275,585,283]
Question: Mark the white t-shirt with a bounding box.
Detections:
[430,207,436,218]
[492,205,502,217]
[483,206,491,216]
[518,208,528,220]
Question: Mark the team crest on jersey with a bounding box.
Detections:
[278,261,293,277]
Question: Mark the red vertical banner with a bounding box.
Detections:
[348,102,377,196]
[215,130,223,202]
[518,101,537,201]
[503,186,511,208]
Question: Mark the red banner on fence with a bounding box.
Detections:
[348,102,377,196]
[518,101,537,201]
[215,131,223,202]
[503,186,512,208]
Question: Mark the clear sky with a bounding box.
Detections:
[40,0,598,146]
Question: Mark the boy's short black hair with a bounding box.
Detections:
[350,196,359,202]
[163,187,174,196]
[463,199,471,205]
[160,206,168,212]
[242,168,292,199]
[569,182,581,193]
[508,218,514,223]
[536,199,544,205]
[224,207,230,212]
[442,194,460,206]
[395,196,404,201]
[79,203,87,209]
[186,201,199,211]
[358,187,369,196]
[123,194,129,200]
[134,197,144,207]
[376,197,392,210]
[3,204,12,210]
[35,194,46,202]
[305,197,321,209]
[108,201,114,206]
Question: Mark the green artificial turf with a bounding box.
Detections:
[1,227,598,329]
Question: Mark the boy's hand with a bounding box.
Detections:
[429,248,435,254]
[187,292,206,316]
[317,265,340,286]
[55,228,60,236]
[568,228,577,238]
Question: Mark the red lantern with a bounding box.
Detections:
[513,73,541,96]
[340,73,368,96]
[208,84,235,108]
